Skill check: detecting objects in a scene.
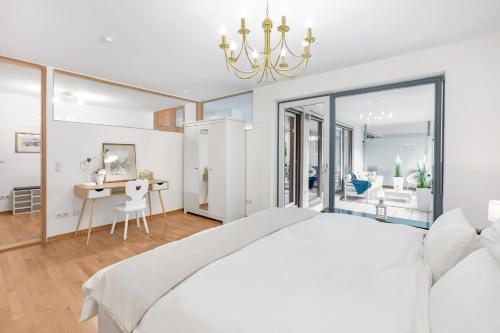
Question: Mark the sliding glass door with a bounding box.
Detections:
[284,111,300,207]
[334,126,353,192]
[278,97,330,210]
[308,116,322,206]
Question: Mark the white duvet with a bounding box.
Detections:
[132,213,431,333]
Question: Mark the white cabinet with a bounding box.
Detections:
[183,118,245,223]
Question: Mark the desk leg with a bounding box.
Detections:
[75,199,87,237]
[158,191,167,223]
[86,199,96,245]
[147,192,153,219]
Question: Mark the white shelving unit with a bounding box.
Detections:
[12,186,41,215]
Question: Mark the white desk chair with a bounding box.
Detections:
[110,179,150,240]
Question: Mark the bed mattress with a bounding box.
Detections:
[130,213,431,333]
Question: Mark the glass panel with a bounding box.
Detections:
[343,128,352,179]
[175,107,183,128]
[53,71,187,130]
[308,118,322,206]
[335,83,436,225]
[0,58,42,246]
[284,112,297,206]
[335,128,342,191]
[203,92,253,129]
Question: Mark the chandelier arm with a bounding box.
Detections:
[273,60,308,78]
[283,39,303,58]
[271,41,285,69]
[242,38,257,65]
[256,65,267,83]
[233,37,246,61]
[227,60,260,75]
[271,34,285,51]
[232,69,263,80]
[268,67,279,81]
[279,57,307,72]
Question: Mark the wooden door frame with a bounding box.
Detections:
[0,54,47,252]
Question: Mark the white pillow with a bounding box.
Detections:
[430,248,500,333]
[423,208,477,281]
[480,221,500,263]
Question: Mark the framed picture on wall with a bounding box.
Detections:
[102,143,137,182]
[15,132,41,153]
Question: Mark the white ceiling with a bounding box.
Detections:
[1,0,500,100]
[336,84,434,126]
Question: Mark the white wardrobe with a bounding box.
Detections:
[184,118,246,223]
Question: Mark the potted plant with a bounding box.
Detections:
[392,155,404,191]
[416,158,432,211]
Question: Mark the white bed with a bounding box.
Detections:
[82,208,431,333]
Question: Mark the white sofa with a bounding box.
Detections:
[344,171,384,200]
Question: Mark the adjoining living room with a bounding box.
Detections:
[334,81,438,227]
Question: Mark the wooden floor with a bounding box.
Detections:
[0,212,41,248]
[0,211,220,333]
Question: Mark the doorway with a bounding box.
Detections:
[0,56,46,250]
[330,76,444,227]
[278,97,330,210]
[278,76,444,227]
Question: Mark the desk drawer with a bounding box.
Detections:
[88,188,111,198]
[152,182,169,191]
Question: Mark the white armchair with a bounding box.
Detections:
[344,171,384,200]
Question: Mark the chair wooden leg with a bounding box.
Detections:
[141,210,150,234]
[136,211,140,228]
[124,213,129,240]
[110,213,117,235]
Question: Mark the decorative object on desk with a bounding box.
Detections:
[138,170,154,181]
[375,198,387,222]
[15,132,40,153]
[393,155,404,191]
[80,149,118,185]
[488,200,500,223]
[416,157,432,212]
[95,169,106,185]
[102,143,137,182]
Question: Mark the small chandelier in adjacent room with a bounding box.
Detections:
[218,1,316,82]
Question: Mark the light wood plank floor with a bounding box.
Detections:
[0,211,220,333]
[0,212,41,248]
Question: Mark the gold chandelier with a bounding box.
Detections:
[218,2,315,82]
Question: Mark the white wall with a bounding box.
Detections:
[46,69,184,237]
[248,32,500,228]
[0,91,41,211]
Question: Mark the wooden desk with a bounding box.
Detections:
[74,179,169,244]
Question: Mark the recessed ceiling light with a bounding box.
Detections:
[103,36,113,43]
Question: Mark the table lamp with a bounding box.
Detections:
[80,149,118,185]
[488,200,500,223]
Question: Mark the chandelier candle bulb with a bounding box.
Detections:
[281,16,286,26]
[241,18,246,29]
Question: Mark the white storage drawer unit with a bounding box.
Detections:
[184,118,246,223]
[12,186,41,215]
